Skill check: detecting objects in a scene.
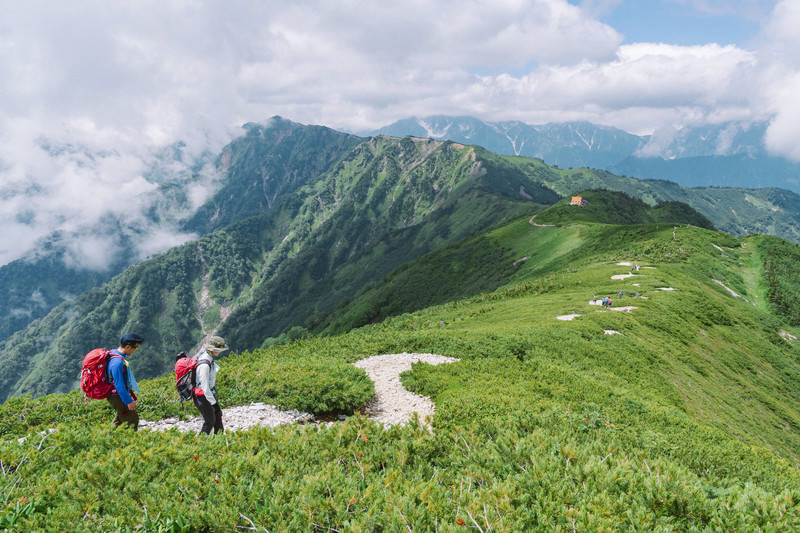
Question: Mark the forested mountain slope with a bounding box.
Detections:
[182,117,363,235]
[0,135,555,402]
[0,118,360,346]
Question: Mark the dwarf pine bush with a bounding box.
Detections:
[2,222,800,530]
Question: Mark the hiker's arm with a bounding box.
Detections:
[196,362,217,405]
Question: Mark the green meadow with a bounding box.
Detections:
[2,216,800,531]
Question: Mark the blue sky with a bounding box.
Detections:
[0,0,798,268]
[590,0,775,47]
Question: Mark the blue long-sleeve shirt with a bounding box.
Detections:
[107,350,135,405]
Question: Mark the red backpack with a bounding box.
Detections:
[175,354,210,401]
[80,348,122,399]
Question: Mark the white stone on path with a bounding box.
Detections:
[139,403,314,433]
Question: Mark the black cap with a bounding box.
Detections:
[120,333,145,347]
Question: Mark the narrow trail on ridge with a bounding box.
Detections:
[528,214,554,227]
[139,353,459,433]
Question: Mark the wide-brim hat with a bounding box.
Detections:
[206,335,229,352]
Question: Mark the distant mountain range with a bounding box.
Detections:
[363,116,800,193]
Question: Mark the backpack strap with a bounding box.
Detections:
[105,352,125,384]
[191,359,211,387]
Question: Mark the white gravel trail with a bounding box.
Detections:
[139,353,459,433]
[354,353,459,426]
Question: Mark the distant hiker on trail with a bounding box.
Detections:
[106,333,144,431]
[602,296,608,307]
[193,336,229,435]
[618,290,623,299]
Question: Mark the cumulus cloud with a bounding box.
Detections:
[0,0,796,267]
[758,0,800,159]
[441,40,761,140]
[62,233,119,272]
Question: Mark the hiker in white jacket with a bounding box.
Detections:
[193,335,228,435]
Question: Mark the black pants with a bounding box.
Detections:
[193,395,224,435]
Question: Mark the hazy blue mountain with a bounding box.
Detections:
[639,121,769,159]
[368,115,645,168]
[365,116,800,193]
[610,153,800,191]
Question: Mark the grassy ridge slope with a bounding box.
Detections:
[1,216,799,530]
[319,189,714,335]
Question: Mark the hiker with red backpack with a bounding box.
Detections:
[101,333,145,430]
[191,335,228,435]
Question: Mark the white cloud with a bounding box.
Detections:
[763,72,800,160]
[758,0,800,159]
[446,42,759,136]
[0,0,797,267]
[133,227,199,262]
[62,233,119,272]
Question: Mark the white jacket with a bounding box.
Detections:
[194,351,220,405]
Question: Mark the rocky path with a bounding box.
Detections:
[139,352,459,433]
[354,353,459,426]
